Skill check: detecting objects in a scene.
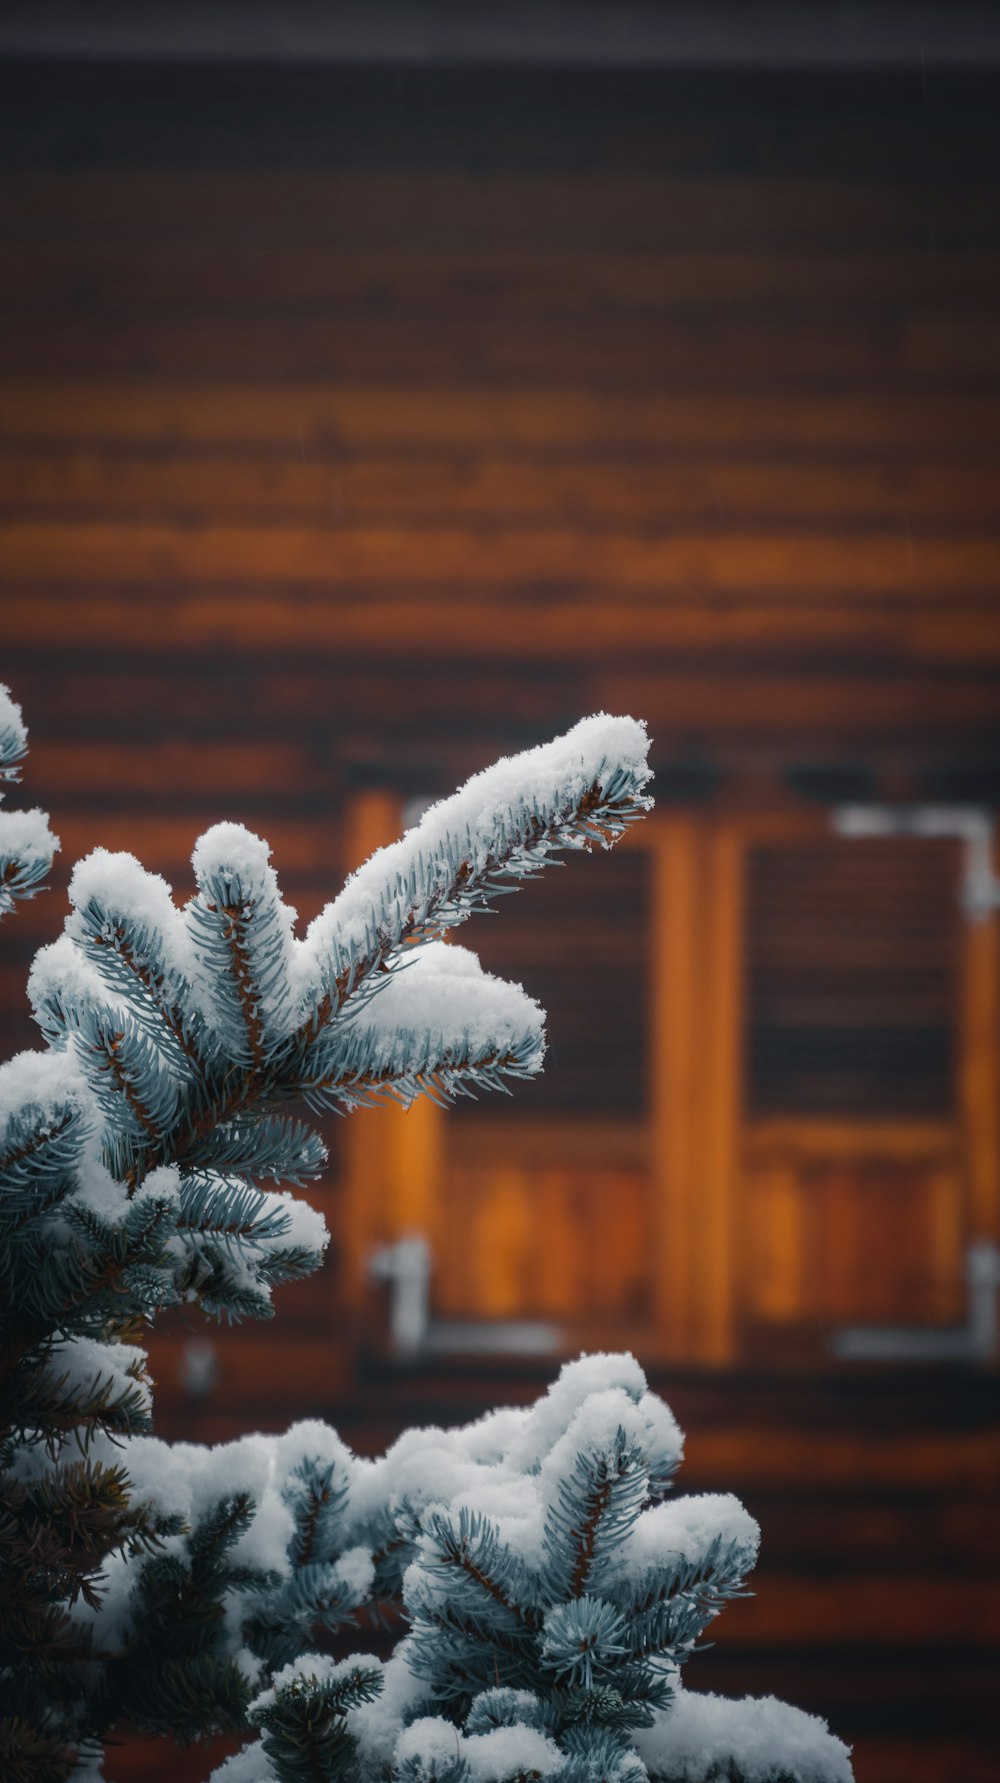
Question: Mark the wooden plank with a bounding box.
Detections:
[4,246,1000,313]
[1,172,995,253]
[696,823,742,1362]
[746,1162,804,1322]
[744,1153,967,1327]
[744,1120,958,1163]
[599,671,1000,734]
[146,1329,352,1407]
[8,655,1000,770]
[27,738,315,797]
[447,1116,648,1172]
[4,520,1000,595]
[0,451,996,528]
[436,1164,650,1322]
[725,1575,1000,1645]
[0,314,954,385]
[925,1163,968,1323]
[833,1740,996,1783]
[6,660,998,764]
[650,818,703,1356]
[4,384,1000,452]
[682,1428,1000,1491]
[3,452,999,528]
[8,595,1000,685]
[16,813,342,882]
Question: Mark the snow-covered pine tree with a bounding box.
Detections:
[0,701,852,1783]
[219,1352,852,1783]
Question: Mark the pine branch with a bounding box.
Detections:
[420,1510,541,1634]
[250,1658,384,1783]
[541,1431,649,1604]
[294,729,651,1049]
[76,914,204,1071]
[0,686,59,921]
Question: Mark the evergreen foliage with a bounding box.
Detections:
[0,703,852,1783]
[0,685,59,920]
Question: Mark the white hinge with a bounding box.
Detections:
[833,805,1000,921]
[832,1241,1000,1363]
[368,1236,560,1358]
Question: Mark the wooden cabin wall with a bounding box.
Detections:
[1,58,999,1783]
[3,58,999,1374]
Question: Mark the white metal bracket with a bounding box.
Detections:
[832,805,1000,921]
[832,1241,1000,1362]
[368,1236,559,1358]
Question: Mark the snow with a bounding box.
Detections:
[0,1047,86,1139]
[463,1726,564,1782]
[273,1417,354,1486]
[358,943,545,1053]
[140,1163,182,1205]
[394,1720,563,1783]
[52,1333,150,1421]
[68,1753,108,1783]
[0,806,59,858]
[189,822,301,1041]
[68,848,197,987]
[255,1186,329,1255]
[249,1650,382,1716]
[457,1405,530,1465]
[28,933,111,1031]
[298,714,651,1003]
[210,1747,275,1783]
[332,1543,376,1599]
[505,1352,653,1472]
[622,1495,760,1582]
[347,1643,432,1765]
[192,823,283,896]
[95,1415,362,1646]
[66,1141,130,1219]
[122,1430,294,1577]
[351,1422,485,1529]
[636,1690,853,1783]
[537,1387,684,1510]
[394,1715,464,1771]
[635,1392,687,1486]
[234,1645,266,1689]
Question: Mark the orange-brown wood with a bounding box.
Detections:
[1,170,995,253]
[698,823,743,1362]
[2,116,997,1373]
[6,519,1000,596]
[4,244,1000,310]
[650,817,701,1354]
[336,791,445,1311]
[4,381,1000,449]
[4,452,1000,528]
[1,70,997,1783]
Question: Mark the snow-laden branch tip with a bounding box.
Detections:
[0,686,59,918]
[635,1688,854,1783]
[0,682,29,779]
[294,713,652,1027]
[302,943,546,1111]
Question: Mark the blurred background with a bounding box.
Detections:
[1,5,999,1780]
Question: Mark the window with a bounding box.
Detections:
[746,838,961,1117]
[453,849,650,1116]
